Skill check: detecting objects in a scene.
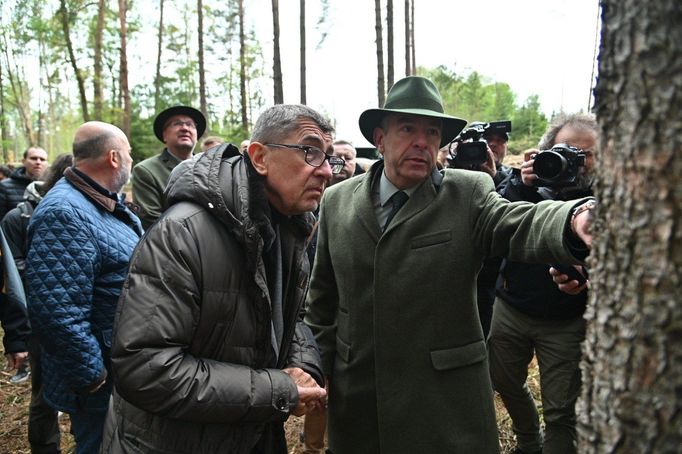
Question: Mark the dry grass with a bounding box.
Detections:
[1,344,541,454]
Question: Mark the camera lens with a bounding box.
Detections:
[534,151,567,181]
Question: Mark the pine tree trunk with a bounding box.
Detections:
[410,0,415,74]
[154,0,165,112]
[239,0,248,132]
[272,0,283,104]
[299,0,306,105]
[374,0,385,106]
[93,0,105,120]
[386,0,393,89]
[404,0,410,76]
[198,0,208,127]
[578,0,682,452]
[59,0,90,121]
[0,61,8,163]
[118,0,131,137]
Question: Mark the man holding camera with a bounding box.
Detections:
[487,113,598,454]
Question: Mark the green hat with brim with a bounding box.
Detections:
[359,76,467,148]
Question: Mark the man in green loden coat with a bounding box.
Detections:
[304,76,594,454]
[131,105,206,229]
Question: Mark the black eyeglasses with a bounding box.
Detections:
[264,143,345,174]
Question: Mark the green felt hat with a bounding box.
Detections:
[359,76,467,148]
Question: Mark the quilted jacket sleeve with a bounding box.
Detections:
[26,206,106,391]
[111,216,298,424]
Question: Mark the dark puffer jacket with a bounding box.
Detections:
[0,167,33,220]
[102,145,323,454]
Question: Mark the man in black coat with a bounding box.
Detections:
[103,104,337,453]
[0,147,48,220]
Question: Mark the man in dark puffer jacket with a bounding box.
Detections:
[102,104,334,453]
[0,147,48,220]
[26,122,142,453]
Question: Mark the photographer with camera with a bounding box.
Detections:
[447,120,513,337]
[487,113,597,454]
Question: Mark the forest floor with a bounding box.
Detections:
[0,341,539,453]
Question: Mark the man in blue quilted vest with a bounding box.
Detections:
[25,121,143,453]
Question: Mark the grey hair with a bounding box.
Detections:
[251,104,334,143]
[72,131,117,160]
[333,139,354,147]
[538,113,598,150]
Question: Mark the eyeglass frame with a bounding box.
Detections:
[263,143,346,174]
[165,119,198,130]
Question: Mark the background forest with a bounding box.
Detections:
[0,0,563,165]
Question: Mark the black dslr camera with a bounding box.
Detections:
[533,143,586,187]
[447,123,489,170]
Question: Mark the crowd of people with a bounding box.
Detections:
[0,75,596,454]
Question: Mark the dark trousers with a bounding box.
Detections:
[488,299,585,454]
[28,337,61,454]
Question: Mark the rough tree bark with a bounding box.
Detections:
[154,0,165,112]
[118,0,131,137]
[578,0,682,452]
[299,0,306,105]
[410,0,415,75]
[59,0,89,121]
[271,0,283,104]
[197,0,208,126]
[374,0,385,106]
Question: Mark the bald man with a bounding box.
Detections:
[25,122,143,453]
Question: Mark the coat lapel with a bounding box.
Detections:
[352,164,382,243]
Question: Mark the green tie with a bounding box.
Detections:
[383,191,409,231]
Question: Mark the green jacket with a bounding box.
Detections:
[131,149,183,229]
[305,161,583,454]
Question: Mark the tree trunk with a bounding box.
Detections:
[154,0,165,112]
[404,0,411,76]
[374,0,385,106]
[59,0,90,121]
[0,60,8,163]
[239,0,248,132]
[272,0,283,104]
[410,0,415,74]
[578,0,682,452]
[299,0,306,105]
[93,0,105,119]
[1,34,35,147]
[118,0,131,137]
[197,0,208,127]
[386,0,394,89]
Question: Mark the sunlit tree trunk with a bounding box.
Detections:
[118,0,131,137]
[154,0,164,112]
[386,0,393,89]
[299,0,306,105]
[578,0,682,452]
[374,0,385,106]
[59,0,89,121]
[272,0,283,104]
[93,0,105,119]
